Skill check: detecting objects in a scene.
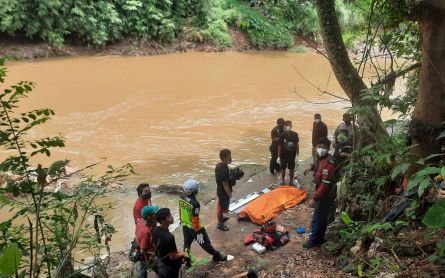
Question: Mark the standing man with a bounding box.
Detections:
[303,137,336,248]
[215,149,233,231]
[133,183,152,224]
[135,205,159,278]
[153,208,187,278]
[270,118,285,175]
[278,120,299,186]
[179,180,227,262]
[334,113,355,147]
[312,113,328,162]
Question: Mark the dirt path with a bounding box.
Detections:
[108,161,349,277]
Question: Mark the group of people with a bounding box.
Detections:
[131,149,237,278]
[130,113,355,277]
[268,113,354,248]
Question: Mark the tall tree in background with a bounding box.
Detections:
[314,0,388,146]
[410,0,445,159]
[315,0,445,157]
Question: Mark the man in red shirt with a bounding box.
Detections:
[303,137,336,248]
[135,205,159,278]
[133,183,152,225]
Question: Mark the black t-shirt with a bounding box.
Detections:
[152,226,181,269]
[271,126,284,146]
[280,131,299,154]
[215,162,231,204]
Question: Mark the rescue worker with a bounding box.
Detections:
[333,113,355,147]
[153,208,188,278]
[312,113,328,162]
[303,137,335,248]
[133,183,152,224]
[278,120,299,186]
[135,205,159,278]
[270,118,285,175]
[179,179,227,262]
[333,129,353,176]
[215,149,233,231]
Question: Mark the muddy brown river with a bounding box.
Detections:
[3,52,348,252]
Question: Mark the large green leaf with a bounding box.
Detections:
[414,167,441,177]
[390,162,410,180]
[418,178,431,197]
[0,243,21,276]
[340,211,352,225]
[422,199,445,229]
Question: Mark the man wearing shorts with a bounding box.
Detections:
[278,120,299,186]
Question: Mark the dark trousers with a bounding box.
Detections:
[309,197,333,243]
[269,145,281,174]
[183,227,221,259]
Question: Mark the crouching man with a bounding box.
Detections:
[180,179,227,262]
[303,137,335,248]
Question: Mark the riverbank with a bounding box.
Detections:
[106,159,348,278]
[0,31,314,61]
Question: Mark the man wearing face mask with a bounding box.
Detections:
[215,149,233,231]
[303,137,336,248]
[334,113,354,147]
[270,118,285,175]
[312,113,328,162]
[133,183,152,225]
[278,120,299,186]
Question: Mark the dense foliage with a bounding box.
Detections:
[0,0,366,50]
[319,0,445,275]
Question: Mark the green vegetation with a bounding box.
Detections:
[0,0,369,50]
[0,56,135,277]
[315,0,445,276]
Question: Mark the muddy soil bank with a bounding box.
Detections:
[0,31,315,60]
[107,159,348,278]
[0,29,264,60]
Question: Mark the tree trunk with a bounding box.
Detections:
[409,1,445,160]
[315,0,387,146]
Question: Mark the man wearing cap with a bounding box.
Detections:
[153,208,188,278]
[135,205,159,278]
[269,118,285,175]
[133,183,152,225]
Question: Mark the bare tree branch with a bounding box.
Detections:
[292,66,350,102]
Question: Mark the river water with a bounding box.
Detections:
[3,52,348,252]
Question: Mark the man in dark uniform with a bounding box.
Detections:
[312,113,328,162]
[303,137,336,248]
[215,149,233,231]
[269,118,285,175]
[179,179,227,262]
[278,120,299,186]
[153,208,187,278]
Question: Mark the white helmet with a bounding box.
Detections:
[183,179,200,195]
